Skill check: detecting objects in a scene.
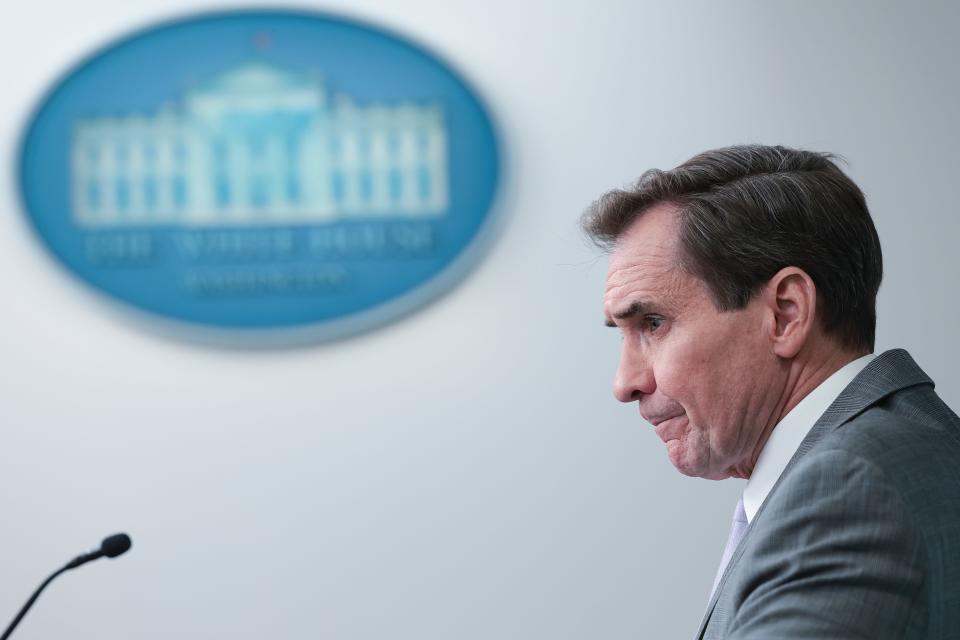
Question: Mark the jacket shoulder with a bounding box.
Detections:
[811,385,960,490]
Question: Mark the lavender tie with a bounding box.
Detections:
[709,495,749,601]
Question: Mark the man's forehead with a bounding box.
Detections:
[604,255,683,307]
[607,244,677,281]
[603,204,688,315]
[606,206,681,281]
[608,203,680,261]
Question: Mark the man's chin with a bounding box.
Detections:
[665,440,700,476]
[665,441,731,480]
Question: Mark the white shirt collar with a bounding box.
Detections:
[741,353,876,523]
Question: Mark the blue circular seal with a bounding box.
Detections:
[19,10,500,343]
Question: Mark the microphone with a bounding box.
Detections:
[1,533,132,640]
[65,533,132,569]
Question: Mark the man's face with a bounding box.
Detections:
[603,203,783,480]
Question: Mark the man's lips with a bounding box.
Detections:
[641,410,684,426]
[642,411,686,442]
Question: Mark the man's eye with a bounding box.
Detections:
[644,316,664,332]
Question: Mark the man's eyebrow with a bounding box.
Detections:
[604,300,653,327]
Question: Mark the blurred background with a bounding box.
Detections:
[1,1,958,638]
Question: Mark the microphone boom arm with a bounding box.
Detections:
[1,563,74,640]
[0,533,131,640]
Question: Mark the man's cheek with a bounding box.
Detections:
[655,359,690,401]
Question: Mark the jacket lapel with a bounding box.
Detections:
[694,349,933,639]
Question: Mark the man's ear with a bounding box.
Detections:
[761,267,817,359]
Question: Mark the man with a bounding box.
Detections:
[582,145,960,639]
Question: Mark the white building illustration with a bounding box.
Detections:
[71,62,449,227]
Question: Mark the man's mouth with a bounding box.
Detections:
[644,411,686,442]
[642,409,685,427]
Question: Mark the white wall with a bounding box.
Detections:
[1,1,958,638]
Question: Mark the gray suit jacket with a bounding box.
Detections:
[699,349,960,639]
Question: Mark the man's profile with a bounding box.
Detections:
[583,145,960,639]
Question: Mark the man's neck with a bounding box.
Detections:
[777,348,869,424]
[731,344,868,479]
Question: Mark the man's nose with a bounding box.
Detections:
[613,347,656,402]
